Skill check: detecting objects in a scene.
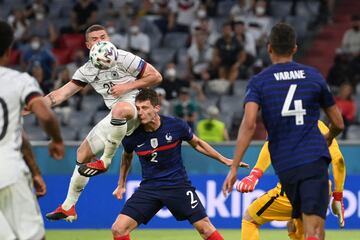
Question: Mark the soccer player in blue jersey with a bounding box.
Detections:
[110,88,248,240]
[222,23,344,240]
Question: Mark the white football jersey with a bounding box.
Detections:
[0,66,43,189]
[73,49,146,109]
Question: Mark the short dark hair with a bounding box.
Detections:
[269,23,296,56]
[135,88,160,106]
[0,20,14,57]
[85,24,106,40]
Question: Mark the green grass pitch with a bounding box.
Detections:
[46,229,360,240]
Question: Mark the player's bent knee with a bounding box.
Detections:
[112,102,135,119]
[193,217,216,238]
[243,210,257,223]
[111,221,131,236]
[77,140,94,164]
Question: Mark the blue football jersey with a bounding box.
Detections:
[122,115,193,187]
[244,62,335,174]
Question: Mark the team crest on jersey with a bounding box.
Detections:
[150,138,158,148]
[165,133,172,142]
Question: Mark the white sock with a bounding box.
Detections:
[62,165,89,210]
[100,118,127,167]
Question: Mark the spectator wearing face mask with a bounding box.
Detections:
[173,87,197,130]
[155,87,171,116]
[24,0,49,20]
[121,17,150,61]
[160,63,190,100]
[341,15,360,57]
[21,36,56,82]
[105,20,124,49]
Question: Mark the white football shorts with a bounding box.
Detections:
[86,98,139,154]
[0,172,45,240]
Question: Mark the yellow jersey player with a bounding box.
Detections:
[237,120,346,240]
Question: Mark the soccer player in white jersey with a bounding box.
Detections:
[0,20,65,240]
[43,24,162,221]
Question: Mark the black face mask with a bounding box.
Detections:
[353,26,360,31]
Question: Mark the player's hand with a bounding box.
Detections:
[222,167,237,197]
[33,174,47,197]
[236,168,263,193]
[22,106,32,116]
[113,186,126,200]
[323,132,334,146]
[48,140,65,160]
[224,158,249,168]
[331,191,345,228]
[111,83,130,98]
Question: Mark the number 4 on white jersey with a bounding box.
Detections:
[281,84,306,125]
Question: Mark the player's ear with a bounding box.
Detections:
[85,41,91,49]
[292,44,298,55]
[154,105,160,113]
[267,43,272,54]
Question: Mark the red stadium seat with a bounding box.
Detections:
[52,48,71,65]
[8,49,20,65]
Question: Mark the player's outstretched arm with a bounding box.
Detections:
[44,81,84,108]
[111,63,162,97]
[21,131,47,197]
[236,141,271,193]
[27,97,64,160]
[323,105,344,145]
[187,134,249,168]
[113,151,134,200]
[222,102,259,197]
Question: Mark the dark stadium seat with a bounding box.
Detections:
[67,110,94,128]
[163,32,189,49]
[25,126,48,141]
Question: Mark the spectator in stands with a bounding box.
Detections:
[327,49,352,91]
[187,29,213,81]
[168,0,200,33]
[151,0,173,35]
[196,105,229,143]
[7,8,29,47]
[348,52,360,90]
[53,68,73,125]
[30,63,52,94]
[230,0,253,20]
[21,35,56,81]
[66,49,87,77]
[26,7,58,46]
[212,22,246,85]
[341,14,360,57]
[105,20,124,49]
[191,9,219,46]
[24,0,49,20]
[64,0,98,33]
[160,63,190,100]
[155,87,171,116]
[335,82,356,139]
[121,17,150,61]
[174,87,197,130]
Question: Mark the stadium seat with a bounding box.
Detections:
[81,94,104,113]
[23,114,37,127]
[217,1,235,17]
[78,126,93,140]
[163,32,189,49]
[140,18,162,49]
[150,48,176,70]
[24,126,48,141]
[61,33,85,50]
[92,110,109,126]
[61,126,78,141]
[219,95,244,119]
[347,125,360,140]
[52,48,71,65]
[270,1,292,18]
[67,110,94,128]
[233,80,248,98]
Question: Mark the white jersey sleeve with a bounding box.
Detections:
[116,49,146,79]
[0,67,43,189]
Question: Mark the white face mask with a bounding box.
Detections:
[256,6,266,16]
[130,26,139,35]
[36,13,44,20]
[107,27,115,35]
[31,41,40,50]
[165,68,176,79]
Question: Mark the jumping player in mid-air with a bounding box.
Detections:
[222,23,344,240]
[111,88,248,240]
[42,24,162,221]
[237,120,346,240]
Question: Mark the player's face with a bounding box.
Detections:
[85,30,110,49]
[136,100,160,125]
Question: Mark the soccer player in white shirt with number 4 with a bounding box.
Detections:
[42,24,162,221]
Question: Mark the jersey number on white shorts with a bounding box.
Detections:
[281,84,306,125]
[0,97,9,140]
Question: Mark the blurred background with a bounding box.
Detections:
[2,0,360,233]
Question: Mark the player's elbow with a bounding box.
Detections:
[153,71,163,85]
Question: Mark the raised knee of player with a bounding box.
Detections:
[241,210,260,240]
[111,214,136,239]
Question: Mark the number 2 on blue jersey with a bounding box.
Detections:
[281,84,306,125]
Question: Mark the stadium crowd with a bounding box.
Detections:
[2,0,359,141]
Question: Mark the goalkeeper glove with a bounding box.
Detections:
[236,168,263,193]
[331,191,345,228]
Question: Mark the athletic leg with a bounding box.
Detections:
[111,214,137,240]
[193,217,223,240]
[241,210,260,240]
[100,101,135,167]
